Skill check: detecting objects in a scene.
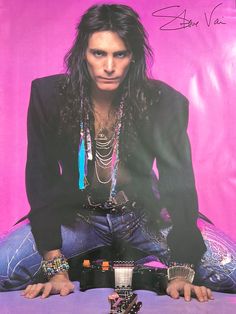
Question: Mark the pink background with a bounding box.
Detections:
[0,0,236,240]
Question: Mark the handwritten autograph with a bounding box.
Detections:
[152,3,226,31]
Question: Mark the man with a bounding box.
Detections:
[1,4,235,301]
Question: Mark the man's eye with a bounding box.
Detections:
[93,51,104,57]
[115,52,127,58]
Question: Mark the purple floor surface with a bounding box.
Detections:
[0,282,236,314]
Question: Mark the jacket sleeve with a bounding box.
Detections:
[26,78,64,254]
[152,88,207,266]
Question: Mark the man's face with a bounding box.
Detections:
[85,31,133,92]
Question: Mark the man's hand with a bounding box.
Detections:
[166,278,214,302]
[21,272,75,299]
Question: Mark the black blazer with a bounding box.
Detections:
[24,74,206,265]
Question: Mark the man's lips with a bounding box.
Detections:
[98,77,120,81]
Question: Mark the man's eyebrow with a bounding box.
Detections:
[114,49,130,54]
[89,48,104,51]
[88,48,130,53]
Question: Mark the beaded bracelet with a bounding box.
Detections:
[168,261,195,269]
[167,262,195,283]
[41,255,70,279]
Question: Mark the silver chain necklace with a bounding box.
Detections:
[95,134,115,184]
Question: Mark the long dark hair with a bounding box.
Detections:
[59,4,154,158]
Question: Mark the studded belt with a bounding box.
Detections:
[82,190,137,215]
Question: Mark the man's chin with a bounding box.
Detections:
[96,82,120,92]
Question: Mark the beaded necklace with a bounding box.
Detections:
[109,101,123,199]
[78,120,92,190]
[95,132,115,184]
[78,100,124,201]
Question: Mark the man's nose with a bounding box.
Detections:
[104,57,115,75]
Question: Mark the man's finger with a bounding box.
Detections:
[207,288,214,300]
[25,284,43,298]
[21,285,33,296]
[23,284,37,298]
[193,286,205,302]
[183,284,192,301]
[41,284,52,299]
[200,286,209,301]
[30,283,45,298]
[60,287,70,296]
[168,287,180,299]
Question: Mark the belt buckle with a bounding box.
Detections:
[111,190,129,205]
[87,196,101,208]
[110,191,129,214]
[86,191,129,214]
[104,200,114,210]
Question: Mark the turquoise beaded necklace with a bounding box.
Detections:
[78,100,124,201]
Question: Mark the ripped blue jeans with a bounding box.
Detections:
[0,209,236,292]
